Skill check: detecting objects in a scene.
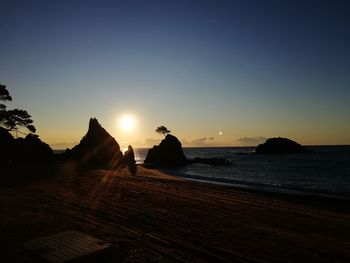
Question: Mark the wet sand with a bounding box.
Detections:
[0,166,349,262]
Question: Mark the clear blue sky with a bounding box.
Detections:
[1,0,350,148]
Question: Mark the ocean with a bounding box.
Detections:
[134,146,350,198]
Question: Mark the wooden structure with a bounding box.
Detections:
[22,230,114,262]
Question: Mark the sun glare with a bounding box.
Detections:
[119,115,136,131]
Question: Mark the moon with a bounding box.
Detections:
[119,115,136,131]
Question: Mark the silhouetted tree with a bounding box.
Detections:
[0,84,36,134]
[156,126,171,137]
[1,109,36,133]
[0,84,12,110]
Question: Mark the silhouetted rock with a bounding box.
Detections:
[0,127,53,165]
[1,127,54,179]
[123,145,137,175]
[0,127,15,163]
[65,118,123,169]
[255,137,309,154]
[15,134,54,163]
[144,134,188,167]
[191,157,231,166]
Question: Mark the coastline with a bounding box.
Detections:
[159,167,350,214]
[181,176,350,213]
[1,166,349,262]
[158,165,350,201]
[173,172,350,198]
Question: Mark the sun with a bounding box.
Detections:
[119,115,136,131]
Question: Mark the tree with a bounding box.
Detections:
[1,109,36,133]
[0,84,12,102]
[0,84,12,110]
[156,126,171,137]
[0,84,36,134]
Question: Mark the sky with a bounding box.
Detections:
[1,0,350,148]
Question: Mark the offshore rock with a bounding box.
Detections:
[144,134,188,167]
[254,137,309,154]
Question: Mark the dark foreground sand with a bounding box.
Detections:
[0,166,349,262]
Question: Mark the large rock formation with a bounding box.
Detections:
[0,127,53,164]
[15,134,54,163]
[0,127,15,163]
[254,137,309,154]
[123,145,137,174]
[65,118,123,169]
[0,127,54,178]
[144,134,188,167]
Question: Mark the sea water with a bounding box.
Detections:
[135,146,350,197]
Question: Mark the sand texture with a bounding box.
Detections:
[0,166,349,262]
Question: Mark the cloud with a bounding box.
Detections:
[236,136,267,146]
[181,137,218,147]
[192,137,208,145]
[127,136,220,148]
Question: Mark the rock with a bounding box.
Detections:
[144,134,188,166]
[0,127,15,163]
[254,137,309,154]
[65,118,123,169]
[15,134,54,163]
[123,145,137,174]
[0,127,53,165]
[1,127,54,179]
[191,157,231,166]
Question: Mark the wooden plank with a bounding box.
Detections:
[22,231,114,263]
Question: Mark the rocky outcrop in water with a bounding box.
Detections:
[254,137,309,154]
[65,118,123,169]
[144,134,188,167]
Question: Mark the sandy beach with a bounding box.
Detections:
[0,166,349,262]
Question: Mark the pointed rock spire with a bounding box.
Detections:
[65,118,123,169]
